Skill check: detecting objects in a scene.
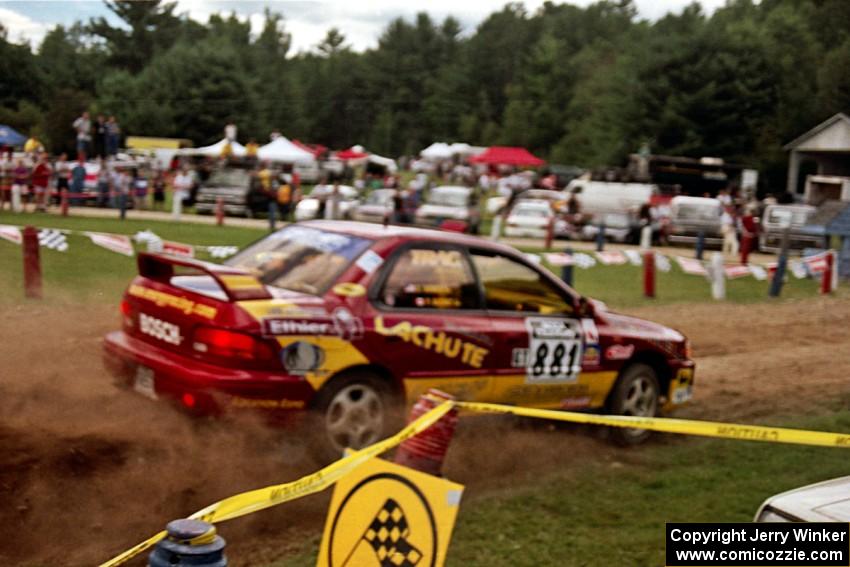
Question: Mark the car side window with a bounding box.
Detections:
[470,252,574,315]
[379,247,480,310]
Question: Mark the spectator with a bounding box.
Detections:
[277,176,293,223]
[54,152,70,205]
[31,152,52,212]
[11,158,29,213]
[172,166,193,220]
[151,169,166,210]
[721,207,739,256]
[93,114,107,158]
[132,167,148,210]
[224,121,237,142]
[106,116,120,156]
[24,134,43,157]
[73,111,92,160]
[96,158,110,207]
[245,138,259,163]
[326,182,341,220]
[70,158,86,206]
[115,166,131,217]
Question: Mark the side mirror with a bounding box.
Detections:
[576,296,595,319]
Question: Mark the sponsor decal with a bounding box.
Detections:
[332,282,366,298]
[375,317,488,368]
[560,396,592,410]
[524,318,583,383]
[582,345,601,366]
[605,344,635,360]
[355,249,384,274]
[263,308,364,341]
[511,348,528,368]
[230,396,305,409]
[139,313,182,345]
[581,318,599,344]
[128,284,217,319]
[409,249,463,267]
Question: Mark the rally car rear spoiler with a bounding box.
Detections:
[138,252,273,301]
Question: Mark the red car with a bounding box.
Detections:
[103,221,694,459]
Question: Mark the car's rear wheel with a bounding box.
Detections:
[310,371,400,463]
[608,363,659,446]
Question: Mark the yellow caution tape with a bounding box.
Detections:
[99,401,454,567]
[455,401,850,449]
[102,399,850,566]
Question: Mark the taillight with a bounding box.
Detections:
[120,299,133,327]
[192,327,275,362]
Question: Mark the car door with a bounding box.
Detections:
[467,249,599,410]
[368,242,494,403]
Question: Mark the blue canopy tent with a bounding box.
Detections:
[0,125,26,147]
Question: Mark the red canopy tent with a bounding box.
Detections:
[469,146,545,167]
[292,139,327,158]
[334,147,369,161]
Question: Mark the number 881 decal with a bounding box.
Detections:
[524,318,583,383]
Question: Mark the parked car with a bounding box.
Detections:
[351,188,396,224]
[667,196,723,247]
[414,185,480,233]
[487,189,567,216]
[294,184,359,221]
[759,204,821,253]
[581,212,634,243]
[755,476,850,522]
[504,199,566,238]
[293,161,321,184]
[103,221,695,460]
[195,168,266,217]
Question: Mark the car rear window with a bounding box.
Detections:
[225,226,372,295]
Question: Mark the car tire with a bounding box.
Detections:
[607,363,659,446]
[309,371,401,463]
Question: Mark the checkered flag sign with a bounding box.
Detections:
[351,498,422,567]
[38,229,68,252]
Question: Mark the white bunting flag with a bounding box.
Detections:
[206,246,240,259]
[0,224,22,245]
[724,265,752,279]
[675,256,708,276]
[596,250,627,265]
[654,253,671,273]
[86,232,134,257]
[623,250,643,266]
[749,265,767,280]
[573,252,597,269]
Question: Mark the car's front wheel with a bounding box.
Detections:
[608,363,659,446]
[310,371,400,462]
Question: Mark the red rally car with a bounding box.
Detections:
[103,221,695,459]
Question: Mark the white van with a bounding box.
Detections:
[565,180,657,218]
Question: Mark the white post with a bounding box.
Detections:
[711,252,725,300]
[829,250,838,292]
[490,215,502,241]
[640,225,652,250]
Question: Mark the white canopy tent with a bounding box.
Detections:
[368,153,398,173]
[420,142,453,160]
[178,138,247,158]
[257,136,316,164]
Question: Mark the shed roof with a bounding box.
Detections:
[784,113,850,152]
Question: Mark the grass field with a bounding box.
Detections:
[269,410,850,567]
[0,211,824,308]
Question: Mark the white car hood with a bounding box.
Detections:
[417,204,468,219]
